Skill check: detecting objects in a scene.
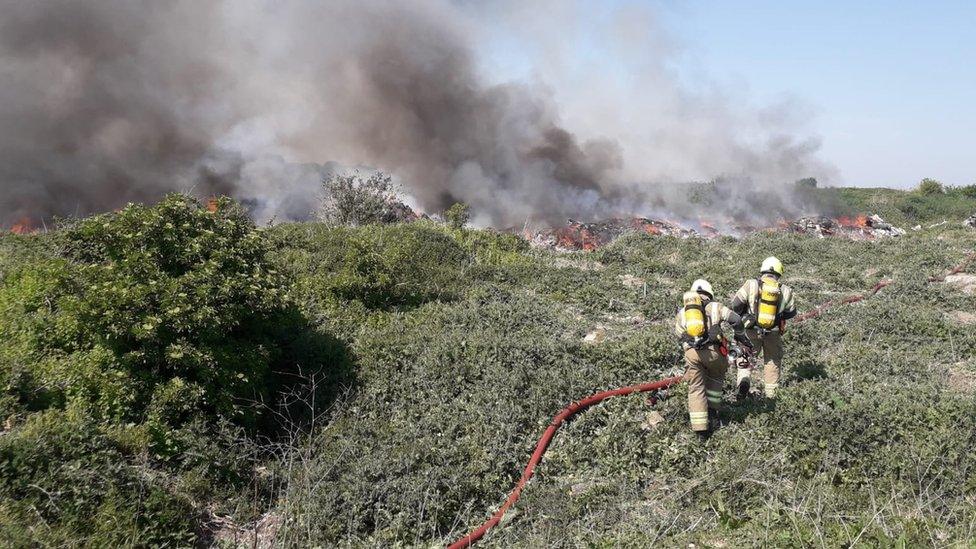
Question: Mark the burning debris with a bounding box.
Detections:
[786,214,905,239]
[7,218,36,235]
[527,212,907,252]
[528,217,699,251]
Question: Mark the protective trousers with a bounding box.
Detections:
[683,346,728,431]
[745,329,784,397]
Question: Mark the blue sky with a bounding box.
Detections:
[477,1,975,188]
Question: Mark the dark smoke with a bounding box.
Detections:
[0,0,832,228]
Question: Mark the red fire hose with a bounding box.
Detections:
[448,251,975,548]
[447,375,683,549]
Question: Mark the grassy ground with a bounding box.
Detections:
[1,188,976,546]
[269,218,976,547]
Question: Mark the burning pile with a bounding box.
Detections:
[6,218,36,235]
[787,214,905,239]
[528,217,698,251]
[528,212,907,252]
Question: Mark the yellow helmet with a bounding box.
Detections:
[761,256,784,276]
[690,278,713,299]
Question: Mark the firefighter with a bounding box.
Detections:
[731,256,797,398]
[674,279,751,435]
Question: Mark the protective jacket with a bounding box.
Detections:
[673,300,745,350]
[730,275,797,331]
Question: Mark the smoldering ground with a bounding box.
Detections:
[0,0,833,228]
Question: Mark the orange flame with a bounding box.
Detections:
[837,214,870,229]
[699,220,719,236]
[552,223,604,251]
[9,217,34,235]
[629,218,659,235]
[206,197,219,213]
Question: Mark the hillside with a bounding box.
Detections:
[1,188,976,547]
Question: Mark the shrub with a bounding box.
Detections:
[917,177,945,195]
[271,223,470,324]
[319,171,404,226]
[0,194,325,543]
[0,409,200,547]
[444,202,471,230]
[21,194,295,429]
[954,184,976,199]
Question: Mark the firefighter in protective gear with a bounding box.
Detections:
[731,256,797,398]
[674,279,750,434]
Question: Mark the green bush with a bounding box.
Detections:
[8,194,292,428]
[0,194,330,543]
[0,408,199,547]
[271,222,470,329]
[953,184,976,199]
[917,177,945,195]
[444,202,471,230]
[319,171,405,226]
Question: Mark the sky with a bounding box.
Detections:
[476,0,976,189]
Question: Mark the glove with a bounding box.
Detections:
[734,333,754,350]
[742,314,756,330]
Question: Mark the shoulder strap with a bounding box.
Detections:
[704,301,717,338]
[753,277,762,312]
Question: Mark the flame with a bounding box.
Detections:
[206,197,219,213]
[9,217,34,235]
[837,214,870,229]
[698,220,719,236]
[631,218,661,235]
[551,222,606,251]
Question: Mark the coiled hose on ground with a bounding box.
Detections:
[448,252,976,549]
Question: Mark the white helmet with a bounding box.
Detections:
[690,279,713,299]
[761,256,784,276]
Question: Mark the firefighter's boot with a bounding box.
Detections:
[736,367,751,400]
[708,408,720,431]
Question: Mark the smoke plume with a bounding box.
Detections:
[0,0,833,228]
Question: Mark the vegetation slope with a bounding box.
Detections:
[1,184,975,547]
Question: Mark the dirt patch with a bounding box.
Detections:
[943,274,976,294]
[582,327,607,345]
[640,411,666,431]
[208,510,281,549]
[947,362,976,394]
[619,274,645,288]
[945,311,976,325]
[612,313,647,325]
